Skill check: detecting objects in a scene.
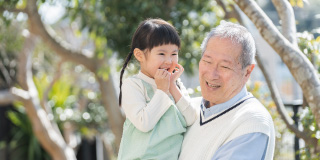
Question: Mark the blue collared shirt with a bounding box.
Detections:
[201,87,269,160]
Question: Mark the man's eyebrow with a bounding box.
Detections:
[202,55,232,64]
[203,55,212,59]
[222,60,232,64]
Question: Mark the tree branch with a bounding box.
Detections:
[0,87,33,106]
[0,7,26,13]
[0,90,16,105]
[216,0,244,25]
[167,0,177,8]
[271,0,298,46]
[96,75,125,151]
[17,33,35,91]
[25,0,97,73]
[63,121,79,150]
[220,1,318,147]
[16,31,76,160]
[234,0,320,129]
[41,60,64,114]
[256,53,316,146]
[25,0,125,152]
[0,60,12,86]
[40,60,66,138]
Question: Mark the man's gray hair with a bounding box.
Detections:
[200,21,256,69]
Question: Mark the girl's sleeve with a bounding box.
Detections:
[121,78,173,132]
[175,79,199,126]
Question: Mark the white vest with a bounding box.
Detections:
[179,96,275,160]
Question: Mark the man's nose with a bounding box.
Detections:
[210,67,220,79]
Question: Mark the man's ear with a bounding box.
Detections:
[244,64,255,78]
[133,48,144,62]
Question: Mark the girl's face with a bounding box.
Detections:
[139,44,179,79]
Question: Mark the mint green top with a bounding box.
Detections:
[118,76,187,160]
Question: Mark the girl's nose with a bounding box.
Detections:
[165,57,172,64]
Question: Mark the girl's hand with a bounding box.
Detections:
[168,63,184,103]
[155,69,171,94]
[169,63,184,83]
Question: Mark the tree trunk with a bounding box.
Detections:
[24,0,125,151]
[97,75,125,151]
[17,34,76,160]
[271,0,298,46]
[234,0,320,129]
[216,0,319,151]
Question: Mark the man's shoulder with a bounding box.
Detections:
[229,97,275,138]
[237,97,273,121]
[246,97,269,112]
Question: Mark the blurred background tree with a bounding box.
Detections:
[0,0,319,159]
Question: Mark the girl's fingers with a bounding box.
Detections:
[156,69,171,79]
[178,64,183,70]
[179,65,184,73]
[164,70,170,78]
[168,62,176,73]
[173,65,184,75]
[170,64,184,82]
[155,69,161,77]
[168,62,180,73]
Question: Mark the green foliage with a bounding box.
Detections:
[97,64,110,81]
[34,73,79,109]
[296,31,320,159]
[247,81,292,159]
[0,0,20,26]
[290,0,304,8]
[300,147,320,160]
[64,0,223,75]
[298,107,320,159]
[297,32,320,72]
[72,102,108,138]
[50,77,79,108]
[15,0,27,9]
[0,107,51,160]
[0,0,19,6]
[2,0,319,158]
[33,71,109,139]
[0,18,24,88]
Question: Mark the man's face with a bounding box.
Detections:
[199,37,254,107]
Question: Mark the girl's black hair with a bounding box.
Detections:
[119,18,181,106]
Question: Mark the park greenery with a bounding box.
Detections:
[0,0,320,159]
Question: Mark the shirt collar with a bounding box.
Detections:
[136,71,157,87]
[201,87,249,118]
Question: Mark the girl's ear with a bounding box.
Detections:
[133,48,144,62]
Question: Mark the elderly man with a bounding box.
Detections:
[179,22,275,160]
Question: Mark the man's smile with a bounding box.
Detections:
[206,81,220,88]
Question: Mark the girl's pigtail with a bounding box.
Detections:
[119,51,134,106]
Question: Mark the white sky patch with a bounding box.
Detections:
[38,2,65,24]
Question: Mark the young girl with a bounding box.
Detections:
[118,18,198,160]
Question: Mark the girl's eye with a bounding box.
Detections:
[158,53,165,55]
[172,53,178,56]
